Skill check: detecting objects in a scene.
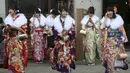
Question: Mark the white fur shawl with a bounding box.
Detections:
[54,15,75,33]
[81,15,99,29]
[4,13,27,27]
[30,14,46,28]
[100,14,124,29]
[45,14,54,27]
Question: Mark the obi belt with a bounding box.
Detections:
[107,28,126,45]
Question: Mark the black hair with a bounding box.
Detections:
[9,4,19,11]
[51,9,60,16]
[59,6,68,13]
[87,6,95,14]
[107,6,116,19]
[9,4,19,13]
[35,8,41,13]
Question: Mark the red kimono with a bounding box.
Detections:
[3,13,28,73]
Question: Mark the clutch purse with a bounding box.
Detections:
[59,40,65,45]
[80,30,86,35]
[114,60,129,70]
[47,28,53,36]
[63,35,69,41]
[117,53,128,60]
[58,34,63,38]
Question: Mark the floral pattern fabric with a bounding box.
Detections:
[83,28,97,63]
[50,28,76,73]
[100,28,126,73]
[6,37,25,73]
[31,29,47,62]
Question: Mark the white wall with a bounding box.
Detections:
[74,0,103,19]
[0,0,6,19]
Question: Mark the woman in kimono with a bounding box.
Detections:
[100,6,128,73]
[52,7,75,73]
[46,9,59,49]
[80,7,100,65]
[45,9,59,62]
[30,8,47,63]
[3,5,28,73]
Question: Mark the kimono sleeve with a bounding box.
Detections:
[100,17,106,29]
[81,16,87,30]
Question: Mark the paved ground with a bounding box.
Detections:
[0,62,130,73]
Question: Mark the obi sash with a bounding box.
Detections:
[108,28,126,45]
[34,28,43,32]
[107,29,123,37]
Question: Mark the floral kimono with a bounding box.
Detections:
[50,15,75,73]
[100,14,128,73]
[81,15,100,64]
[30,14,47,62]
[4,13,28,73]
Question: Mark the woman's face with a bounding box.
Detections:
[61,9,67,17]
[89,13,94,17]
[9,9,16,15]
[52,14,56,18]
[114,6,117,13]
[107,11,113,18]
[35,13,40,17]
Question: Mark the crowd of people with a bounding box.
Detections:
[0,4,129,73]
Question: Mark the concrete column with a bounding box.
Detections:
[0,0,6,19]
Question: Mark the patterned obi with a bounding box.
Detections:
[107,28,126,45]
[108,28,123,38]
[34,28,43,32]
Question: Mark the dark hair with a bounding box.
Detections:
[9,4,19,11]
[87,6,95,14]
[107,6,116,19]
[35,8,42,13]
[51,9,59,15]
[9,4,19,13]
[59,6,68,13]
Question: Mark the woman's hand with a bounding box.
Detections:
[105,13,108,19]
[89,18,94,25]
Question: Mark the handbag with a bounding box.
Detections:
[63,35,69,41]
[114,60,129,70]
[80,30,86,35]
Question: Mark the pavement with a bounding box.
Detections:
[0,43,130,73]
[127,51,130,63]
[0,62,130,73]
